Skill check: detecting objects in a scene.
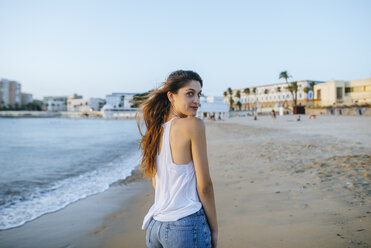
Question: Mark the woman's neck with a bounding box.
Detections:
[166,113,187,122]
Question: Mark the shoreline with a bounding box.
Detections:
[1,116,370,247]
[0,176,152,248]
[0,165,146,231]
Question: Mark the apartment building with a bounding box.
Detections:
[43,96,68,112]
[225,80,323,112]
[21,93,33,105]
[102,93,137,111]
[67,96,105,112]
[314,78,371,107]
[197,96,229,118]
[101,93,138,118]
[0,79,21,107]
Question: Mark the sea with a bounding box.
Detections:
[0,118,142,230]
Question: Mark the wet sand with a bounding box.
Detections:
[1,115,370,248]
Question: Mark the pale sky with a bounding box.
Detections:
[1,0,370,100]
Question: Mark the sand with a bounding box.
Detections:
[0,115,370,248]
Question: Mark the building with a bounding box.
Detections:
[67,98,89,112]
[0,78,21,107]
[43,96,68,112]
[104,93,137,110]
[313,78,371,107]
[67,97,105,112]
[89,98,106,111]
[225,80,323,113]
[21,93,33,106]
[101,93,138,118]
[197,96,229,119]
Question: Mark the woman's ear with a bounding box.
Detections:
[167,91,174,103]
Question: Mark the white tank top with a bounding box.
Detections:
[141,117,202,230]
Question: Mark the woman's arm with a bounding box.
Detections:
[187,117,218,245]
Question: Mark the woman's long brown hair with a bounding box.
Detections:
[136,70,203,178]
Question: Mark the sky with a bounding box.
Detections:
[1,0,370,100]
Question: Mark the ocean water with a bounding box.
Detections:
[0,118,141,230]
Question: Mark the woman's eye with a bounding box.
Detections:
[187,92,201,97]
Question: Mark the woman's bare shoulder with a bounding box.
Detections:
[177,117,205,134]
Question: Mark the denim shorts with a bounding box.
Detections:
[145,207,212,248]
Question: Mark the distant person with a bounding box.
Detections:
[254,108,258,120]
[136,70,217,247]
[297,115,301,121]
[309,114,316,119]
[271,109,276,119]
[358,108,362,115]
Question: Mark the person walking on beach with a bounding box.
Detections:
[137,70,218,248]
[270,109,276,119]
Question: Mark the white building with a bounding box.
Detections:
[0,79,21,107]
[67,98,89,112]
[313,78,371,107]
[197,96,229,119]
[43,96,68,112]
[67,97,105,112]
[104,93,137,110]
[225,80,323,113]
[101,93,138,118]
[89,98,106,111]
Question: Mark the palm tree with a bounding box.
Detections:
[303,81,316,106]
[243,88,250,110]
[286,81,298,107]
[236,90,241,99]
[309,81,315,91]
[236,101,242,111]
[229,97,234,111]
[279,71,291,84]
[304,87,310,106]
[235,90,241,111]
[225,88,233,111]
[251,87,258,111]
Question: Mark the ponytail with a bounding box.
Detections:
[136,88,170,178]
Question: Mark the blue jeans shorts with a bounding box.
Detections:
[145,207,212,248]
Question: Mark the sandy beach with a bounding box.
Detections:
[1,115,370,248]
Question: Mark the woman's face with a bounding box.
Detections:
[168,80,202,117]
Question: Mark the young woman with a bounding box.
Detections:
[136,70,218,248]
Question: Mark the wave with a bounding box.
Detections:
[0,150,141,230]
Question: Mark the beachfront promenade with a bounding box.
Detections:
[0,115,370,248]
